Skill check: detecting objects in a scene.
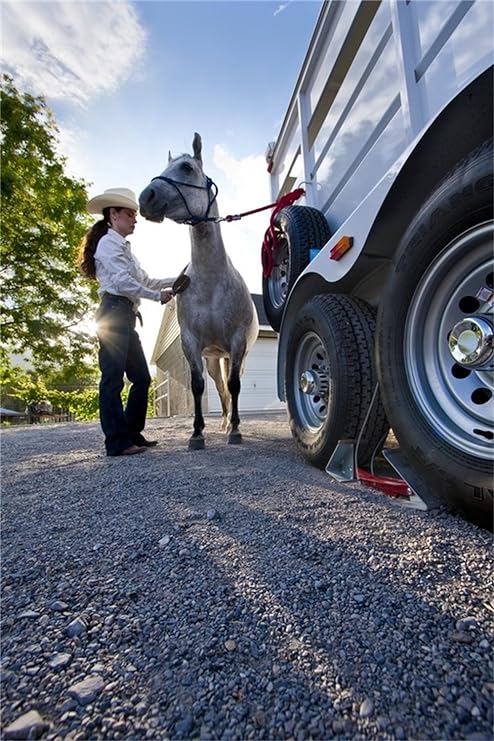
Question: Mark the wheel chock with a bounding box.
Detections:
[325,440,356,482]
[382,448,441,511]
[356,468,411,499]
[325,441,439,511]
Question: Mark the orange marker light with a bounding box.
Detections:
[330,235,353,261]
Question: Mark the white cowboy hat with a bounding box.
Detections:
[87,187,138,215]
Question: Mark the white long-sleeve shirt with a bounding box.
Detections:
[95,228,174,311]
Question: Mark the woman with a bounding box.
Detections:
[78,187,175,457]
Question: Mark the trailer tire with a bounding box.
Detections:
[263,206,331,332]
[285,294,389,468]
[377,138,493,525]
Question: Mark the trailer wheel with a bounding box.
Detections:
[285,294,389,468]
[263,206,331,332]
[377,138,493,524]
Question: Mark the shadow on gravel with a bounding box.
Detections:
[1,419,492,740]
[151,478,492,740]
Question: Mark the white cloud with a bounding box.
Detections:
[212,144,270,293]
[55,121,92,180]
[0,1,147,106]
[273,4,289,17]
[212,144,270,223]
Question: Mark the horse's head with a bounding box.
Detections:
[139,133,218,225]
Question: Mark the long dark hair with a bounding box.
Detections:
[77,207,123,280]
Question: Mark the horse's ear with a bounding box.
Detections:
[192,132,202,164]
[168,150,172,163]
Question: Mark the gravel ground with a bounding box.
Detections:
[1,414,493,741]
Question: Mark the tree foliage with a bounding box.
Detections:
[0,74,98,370]
[1,354,156,423]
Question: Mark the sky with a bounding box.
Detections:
[1,0,322,364]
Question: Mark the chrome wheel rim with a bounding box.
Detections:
[405,221,494,459]
[293,331,330,429]
[268,236,290,309]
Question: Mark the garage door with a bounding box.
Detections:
[206,337,286,412]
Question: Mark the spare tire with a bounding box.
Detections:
[262,205,331,332]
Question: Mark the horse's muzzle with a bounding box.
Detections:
[138,186,166,222]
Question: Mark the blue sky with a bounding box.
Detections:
[1,0,322,362]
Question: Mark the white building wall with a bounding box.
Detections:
[206,337,286,413]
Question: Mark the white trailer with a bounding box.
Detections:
[262,0,493,523]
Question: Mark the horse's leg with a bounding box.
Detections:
[205,357,231,431]
[189,365,206,449]
[182,332,205,450]
[227,339,247,445]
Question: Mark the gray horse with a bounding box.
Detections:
[139,133,259,449]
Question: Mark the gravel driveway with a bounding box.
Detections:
[1,414,493,741]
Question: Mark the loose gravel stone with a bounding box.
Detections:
[16,610,40,620]
[4,709,49,739]
[65,617,87,638]
[359,697,373,717]
[48,653,72,670]
[1,415,492,740]
[67,676,105,705]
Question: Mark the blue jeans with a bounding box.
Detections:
[96,295,151,455]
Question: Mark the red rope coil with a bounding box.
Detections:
[261,188,305,278]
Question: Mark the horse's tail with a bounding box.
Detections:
[220,357,230,388]
[218,357,231,431]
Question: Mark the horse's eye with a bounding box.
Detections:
[182,162,193,173]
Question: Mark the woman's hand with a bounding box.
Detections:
[160,287,175,304]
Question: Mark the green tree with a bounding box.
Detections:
[1,354,156,423]
[0,74,97,370]
[42,357,100,392]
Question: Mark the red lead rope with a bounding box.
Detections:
[260,188,305,278]
[217,187,305,278]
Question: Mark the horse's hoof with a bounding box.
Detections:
[189,436,205,451]
[228,432,242,445]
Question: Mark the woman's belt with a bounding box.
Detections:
[101,293,133,306]
[101,294,143,325]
